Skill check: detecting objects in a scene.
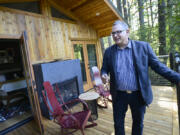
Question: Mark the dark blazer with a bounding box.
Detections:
[101,40,180,105]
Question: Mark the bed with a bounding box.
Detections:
[0,79,28,107]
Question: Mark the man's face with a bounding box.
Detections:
[111,24,129,46]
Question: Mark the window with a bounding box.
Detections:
[0,1,41,14]
[51,6,74,21]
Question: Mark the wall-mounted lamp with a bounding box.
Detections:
[96,12,100,16]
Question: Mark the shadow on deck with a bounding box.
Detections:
[7,86,179,135]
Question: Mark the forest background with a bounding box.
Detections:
[102,0,180,57]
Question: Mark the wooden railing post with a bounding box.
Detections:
[177,84,180,130]
[174,52,180,130]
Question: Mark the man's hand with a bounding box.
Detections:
[101,74,109,84]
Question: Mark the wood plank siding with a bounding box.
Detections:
[0,9,98,64]
[0,0,123,67]
[7,86,179,135]
[47,0,123,37]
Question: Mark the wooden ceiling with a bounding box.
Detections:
[55,0,123,37]
[0,0,124,37]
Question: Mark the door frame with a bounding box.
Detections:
[71,40,99,91]
[0,33,44,134]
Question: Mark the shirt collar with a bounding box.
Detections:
[117,40,131,50]
[127,41,131,48]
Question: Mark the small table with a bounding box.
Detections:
[79,91,99,120]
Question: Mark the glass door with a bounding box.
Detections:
[73,43,88,90]
[87,44,98,68]
[72,41,98,91]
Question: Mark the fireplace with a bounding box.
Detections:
[53,76,79,104]
[33,59,84,119]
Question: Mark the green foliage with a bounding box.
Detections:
[108,0,180,54]
[102,37,110,49]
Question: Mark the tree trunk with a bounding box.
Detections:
[146,1,151,41]
[150,0,154,28]
[167,0,175,54]
[127,2,131,24]
[137,0,145,40]
[123,0,128,23]
[108,36,112,47]
[100,38,105,56]
[150,0,154,40]
[116,0,123,16]
[158,0,166,55]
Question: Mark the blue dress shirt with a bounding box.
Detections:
[116,41,138,91]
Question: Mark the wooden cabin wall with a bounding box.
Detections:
[0,10,100,64]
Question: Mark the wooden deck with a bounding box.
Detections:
[7,86,179,135]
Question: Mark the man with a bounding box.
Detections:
[101,20,180,135]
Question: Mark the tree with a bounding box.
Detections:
[167,0,175,53]
[149,0,154,40]
[127,1,131,24]
[108,36,112,47]
[158,0,166,55]
[116,0,123,15]
[100,38,105,56]
[123,0,128,23]
[137,0,145,40]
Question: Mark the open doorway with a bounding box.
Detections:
[0,38,32,133]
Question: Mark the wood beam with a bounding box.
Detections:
[104,0,124,21]
[96,24,113,31]
[98,27,112,33]
[82,10,114,23]
[98,28,112,38]
[0,0,38,3]
[67,0,87,10]
[71,0,97,12]
[73,0,104,17]
[69,37,97,41]
[40,0,51,17]
[87,14,117,26]
[0,34,21,39]
[93,20,115,30]
[74,6,110,20]
[51,17,76,24]
[47,0,78,21]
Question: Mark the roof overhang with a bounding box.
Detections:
[0,0,125,38]
[54,0,124,38]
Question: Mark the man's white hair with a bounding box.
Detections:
[113,20,129,30]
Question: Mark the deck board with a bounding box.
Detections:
[7,86,179,135]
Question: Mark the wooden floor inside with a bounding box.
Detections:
[7,86,179,135]
[0,110,32,131]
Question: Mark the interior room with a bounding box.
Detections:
[0,39,32,133]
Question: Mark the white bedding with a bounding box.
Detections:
[0,79,27,93]
[0,79,28,105]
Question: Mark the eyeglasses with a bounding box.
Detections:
[111,30,126,36]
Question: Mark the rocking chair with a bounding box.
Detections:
[91,66,112,108]
[42,81,97,135]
